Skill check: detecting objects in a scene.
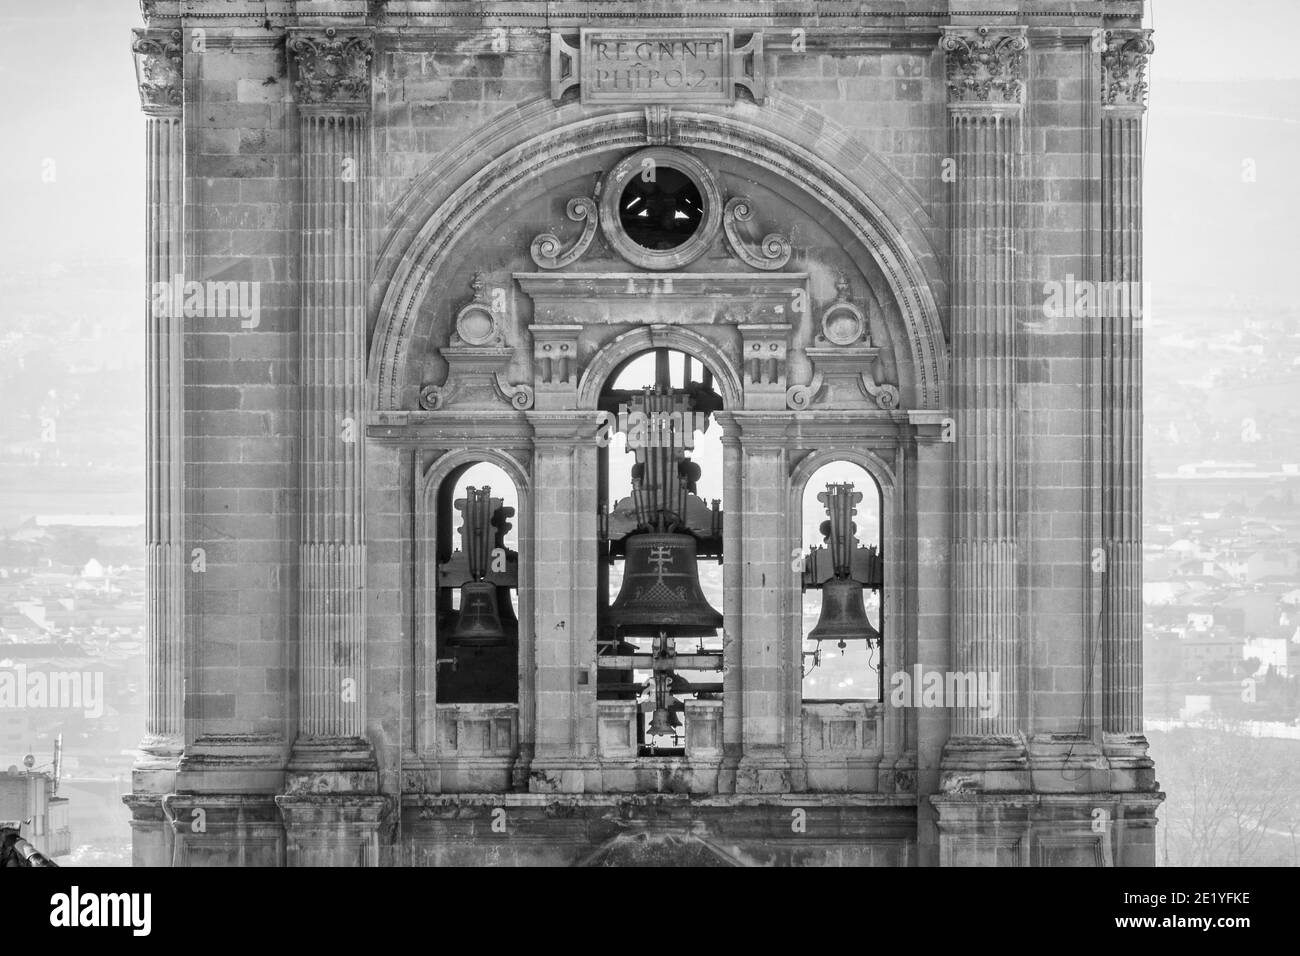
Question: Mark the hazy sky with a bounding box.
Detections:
[0,1,1294,315]
[0,1,143,265]
[1150,0,1300,80]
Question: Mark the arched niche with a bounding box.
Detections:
[414,448,534,766]
[787,447,903,783]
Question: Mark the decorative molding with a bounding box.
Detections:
[732,32,765,103]
[645,106,673,145]
[132,30,183,112]
[817,273,870,347]
[939,27,1028,105]
[859,372,900,410]
[738,323,792,411]
[1101,31,1155,108]
[551,32,581,101]
[723,197,793,271]
[288,28,374,108]
[493,374,536,410]
[418,384,444,411]
[529,192,600,270]
[789,345,899,412]
[530,325,583,388]
[417,350,532,412]
[785,368,825,411]
[421,275,531,411]
[451,272,503,346]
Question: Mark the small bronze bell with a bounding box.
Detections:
[448,580,514,647]
[647,707,680,738]
[608,532,723,638]
[808,576,882,649]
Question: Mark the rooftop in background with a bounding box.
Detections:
[27,516,144,529]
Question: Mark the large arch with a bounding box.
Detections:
[368,100,948,413]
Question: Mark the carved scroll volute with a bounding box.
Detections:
[132,30,184,113]
[785,368,825,411]
[723,197,792,271]
[530,188,601,270]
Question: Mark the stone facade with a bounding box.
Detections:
[127,0,1161,867]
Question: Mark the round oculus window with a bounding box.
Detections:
[598,148,723,271]
[617,167,705,251]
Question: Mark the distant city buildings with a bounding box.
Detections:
[0,516,143,864]
[0,749,71,861]
[1143,303,1300,728]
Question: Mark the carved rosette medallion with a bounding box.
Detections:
[132,30,184,113]
[1101,32,1155,108]
[288,29,374,108]
[940,27,1029,105]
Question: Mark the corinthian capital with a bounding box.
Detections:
[132,29,183,113]
[1102,31,1155,108]
[940,27,1028,105]
[288,28,374,109]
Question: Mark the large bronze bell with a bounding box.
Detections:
[608,532,723,638]
[808,576,882,649]
[448,580,516,647]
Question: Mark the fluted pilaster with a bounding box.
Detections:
[289,30,373,757]
[940,27,1026,758]
[1100,31,1153,769]
[133,29,185,761]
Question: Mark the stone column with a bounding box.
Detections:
[286,28,374,771]
[1100,31,1155,786]
[127,28,185,866]
[939,27,1027,779]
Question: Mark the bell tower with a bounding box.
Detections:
[127,1,1160,867]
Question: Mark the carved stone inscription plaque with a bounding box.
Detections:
[584,30,729,103]
[551,29,763,105]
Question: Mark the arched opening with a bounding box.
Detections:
[435,462,520,704]
[596,348,725,756]
[799,461,883,703]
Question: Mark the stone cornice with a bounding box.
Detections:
[131,28,183,114]
[940,26,1029,106]
[1101,29,1154,109]
[139,1,1146,26]
[287,27,375,110]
